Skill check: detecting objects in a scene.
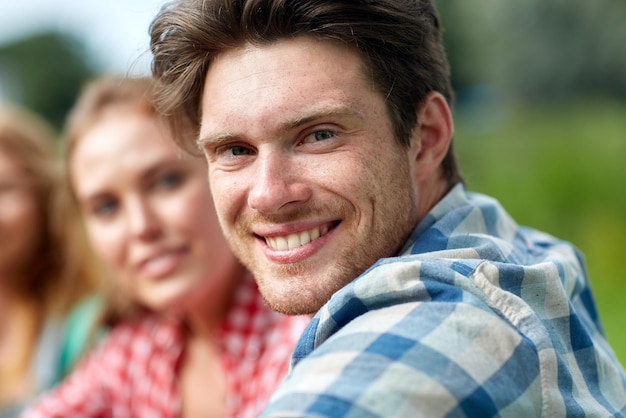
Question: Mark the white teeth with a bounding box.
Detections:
[299,231,311,246]
[274,236,288,251]
[266,226,330,251]
[288,234,301,250]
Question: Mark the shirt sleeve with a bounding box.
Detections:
[261,300,543,418]
[20,340,111,418]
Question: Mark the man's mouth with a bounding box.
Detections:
[265,224,332,251]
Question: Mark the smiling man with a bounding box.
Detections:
[149,0,626,416]
[198,37,449,316]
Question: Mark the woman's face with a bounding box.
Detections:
[0,147,42,284]
[70,109,241,312]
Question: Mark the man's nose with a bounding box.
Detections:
[247,152,311,215]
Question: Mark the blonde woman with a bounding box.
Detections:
[0,103,97,418]
[23,76,309,418]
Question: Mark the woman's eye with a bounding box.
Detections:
[155,172,184,189]
[0,182,16,194]
[303,130,335,143]
[91,200,118,217]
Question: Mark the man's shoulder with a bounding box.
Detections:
[405,184,581,261]
[270,291,544,418]
[276,255,625,417]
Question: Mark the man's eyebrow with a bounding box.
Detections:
[284,105,364,130]
[197,105,363,147]
[196,133,237,148]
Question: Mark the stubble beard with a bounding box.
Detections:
[225,208,356,316]
[227,203,417,316]
[224,163,418,316]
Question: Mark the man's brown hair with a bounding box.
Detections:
[150,0,462,184]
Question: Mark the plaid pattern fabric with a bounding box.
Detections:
[262,184,626,417]
[23,275,309,418]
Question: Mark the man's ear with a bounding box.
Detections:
[410,91,454,181]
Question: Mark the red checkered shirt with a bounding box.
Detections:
[22,275,309,418]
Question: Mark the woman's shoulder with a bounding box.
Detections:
[57,294,104,374]
[98,311,185,360]
[26,316,66,405]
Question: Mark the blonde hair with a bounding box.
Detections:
[0,102,99,397]
[0,101,96,311]
[65,76,156,157]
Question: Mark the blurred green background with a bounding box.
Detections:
[454,99,626,365]
[1,1,625,363]
[437,0,626,365]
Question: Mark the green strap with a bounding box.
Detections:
[57,294,105,379]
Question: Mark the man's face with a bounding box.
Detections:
[199,37,420,315]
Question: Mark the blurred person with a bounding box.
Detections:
[0,102,96,418]
[21,75,309,418]
[149,0,626,416]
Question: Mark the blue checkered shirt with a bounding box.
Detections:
[261,184,626,417]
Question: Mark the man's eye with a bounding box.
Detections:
[216,145,253,157]
[303,130,335,143]
[231,146,252,156]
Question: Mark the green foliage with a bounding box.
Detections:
[455,98,626,365]
[437,0,626,99]
[0,31,97,131]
